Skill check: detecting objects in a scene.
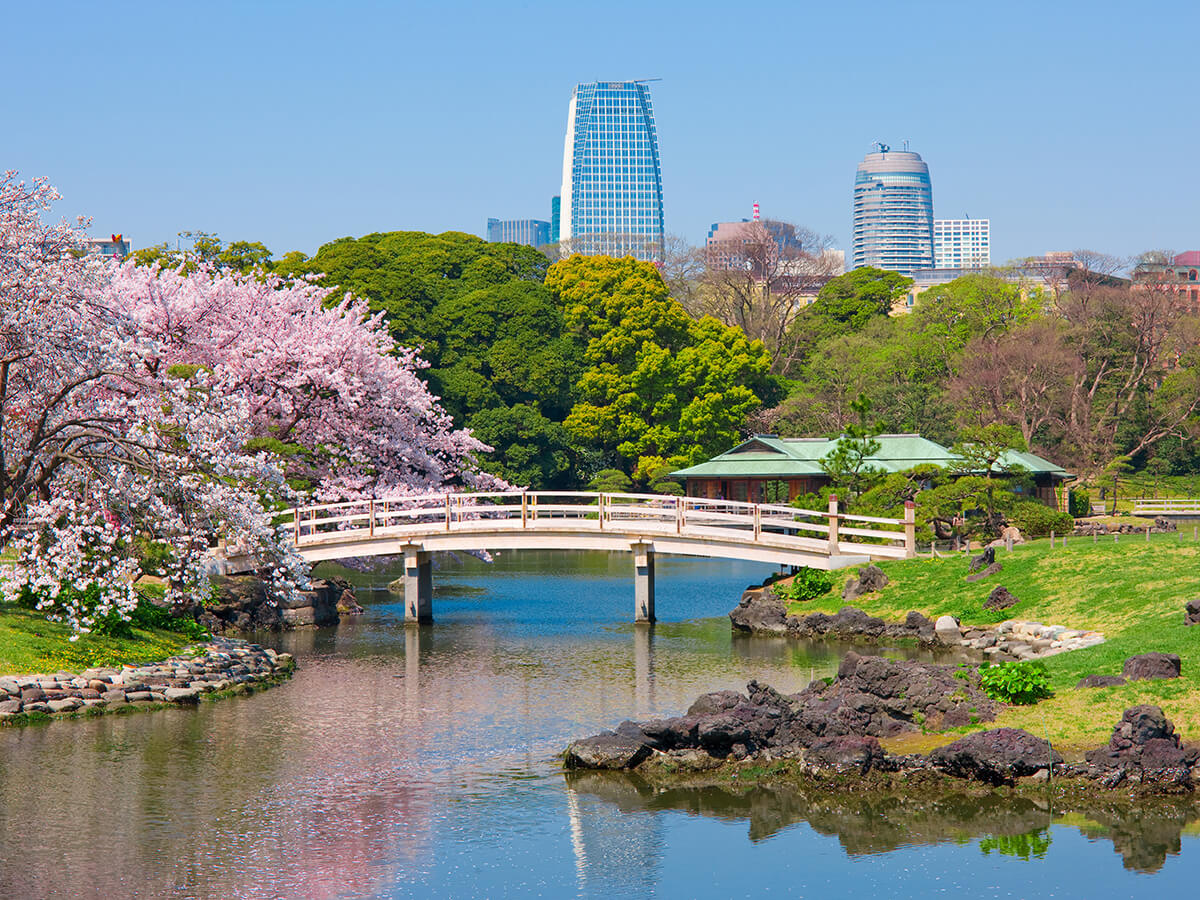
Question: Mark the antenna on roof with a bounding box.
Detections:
[903,139,910,151]
[874,141,889,153]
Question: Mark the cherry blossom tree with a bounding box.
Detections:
[0,172,304,636]
[105,261,502,500]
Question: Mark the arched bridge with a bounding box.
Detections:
[232,492,915,624]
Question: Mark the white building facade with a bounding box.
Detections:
[933,218,990,269]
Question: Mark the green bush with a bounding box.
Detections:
[587,468,632,493]
[1006,500,1074,538]
[1068,488,1090,518]
[978,660,1053,704]
[771,568,835,603]
[128,597,210,640]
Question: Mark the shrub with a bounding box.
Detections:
[771,567,835,603]
[1006,500,1074,538]
[978,661,1053,705]
[1068,488,1090,518]
[588,468,632,493]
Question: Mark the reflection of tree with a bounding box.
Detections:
[566,773,1200,873]
[980,828,1051,860]
[1069,800,1198,874]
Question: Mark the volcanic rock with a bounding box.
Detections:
[983,585,1020,611]
[930,728,1062,785]
[1076,674,1127,688]
[730,592,788,634]
[968,547,995,573]
[1122,653,1181,681]
[842,565,889,601]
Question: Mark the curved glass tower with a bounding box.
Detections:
[559,81,665,262]
[852,146,934,275]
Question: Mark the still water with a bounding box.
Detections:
[0,551,1197,899]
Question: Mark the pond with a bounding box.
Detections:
[0,551,1194,898]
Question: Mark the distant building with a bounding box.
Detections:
[852,145,934,275]
[1132,251,1200,312]
[705,215,843,303]
[550,196,561,244]
[83,234,131,258]
[933,218,990,269]
[671,434,1070,509]
[486,218,551,248]
[559,80,665,262]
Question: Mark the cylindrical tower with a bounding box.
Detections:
[852,146,934,275]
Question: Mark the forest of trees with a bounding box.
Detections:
[132,229,1200,493]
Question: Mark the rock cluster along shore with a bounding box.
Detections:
[0,638,294,724]
[731,594,1104,662]
[564,656,1200,793]
[197,575,362,634]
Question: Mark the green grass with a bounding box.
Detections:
[0,604,193,676]
[790,533,1200,748]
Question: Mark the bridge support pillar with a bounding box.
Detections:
[632,542,655,623]
[403,546,432,624]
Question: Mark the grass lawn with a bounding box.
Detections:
[0,604,193,677]
[788,533,1200,750]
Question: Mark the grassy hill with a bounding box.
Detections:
[786,533,1200,750]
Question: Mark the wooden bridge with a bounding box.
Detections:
[227,492,915,624]
[1131,499,1200,517]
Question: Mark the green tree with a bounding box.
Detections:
[950,423,1027,523]
[809,267,913,330]
[547,255,774,476]
[819,394,885,506]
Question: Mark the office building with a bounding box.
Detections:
[83,233,131,258]
[852,145,934,275]
[550,196,560,244]
[558,80,665,261]
[486,218,551,248]
[933,218,990,269]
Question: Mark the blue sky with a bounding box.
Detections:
[5,0,1197,264]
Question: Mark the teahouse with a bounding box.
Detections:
[670,434,1071,509]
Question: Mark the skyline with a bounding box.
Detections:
[4,0,1199,265]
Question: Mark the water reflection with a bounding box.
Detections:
[565,770,1200,873]
[0,551,1195,898]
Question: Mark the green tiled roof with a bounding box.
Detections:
[671,434,1071,480]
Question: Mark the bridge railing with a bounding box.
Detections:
[280,491,915,559]
[1132,498,1200,515]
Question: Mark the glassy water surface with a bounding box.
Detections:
[0,551,1196,898]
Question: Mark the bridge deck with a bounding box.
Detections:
[262,491,915,568]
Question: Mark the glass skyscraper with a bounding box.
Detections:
[486,217,550,247]
[852,146,934,275]
[559,81,665,262]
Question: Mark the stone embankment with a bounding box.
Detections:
[731,594,1104,662]
[564,656,1200,794]
[1074,517,1177,536]
[0,638,294,725]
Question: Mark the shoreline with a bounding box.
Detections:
[0,637,295,727]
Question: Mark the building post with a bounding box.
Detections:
[403,545,433,624]
[904,500,916,558]
[827,494,840,555]
[632,541,655,623]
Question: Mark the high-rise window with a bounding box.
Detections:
[852,147,934,275]
[559,81,665,262]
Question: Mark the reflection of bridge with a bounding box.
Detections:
[240,492,914,623]
[1132,498,1200,517]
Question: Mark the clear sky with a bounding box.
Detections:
[5,0,1197,264]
